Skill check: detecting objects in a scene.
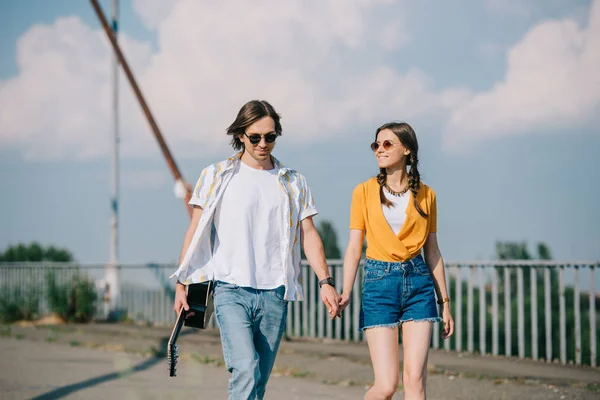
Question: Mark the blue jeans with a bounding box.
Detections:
[213,281,288,400]
[359,254,441,330]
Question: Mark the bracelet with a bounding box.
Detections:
[437,297,450,305]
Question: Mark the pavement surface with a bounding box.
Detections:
[0,322,598,399]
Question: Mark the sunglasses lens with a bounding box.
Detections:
[265,133,277,143]
[370,142,379,152]
[382,140,393,150]
[248,135,261,144]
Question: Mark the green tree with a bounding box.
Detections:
[0,242,73,262]
[495,241,531,260]
[301,220,341,260]
[317,220,341,259]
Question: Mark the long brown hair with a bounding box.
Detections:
[375,122,428,218]
[226,100,282,151]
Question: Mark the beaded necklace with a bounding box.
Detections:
[384,183,409,197]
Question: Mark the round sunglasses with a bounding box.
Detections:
[244,132,278,145]
[370,140,400,152]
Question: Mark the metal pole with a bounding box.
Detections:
[105,0,120,318]
[89,0,193,217]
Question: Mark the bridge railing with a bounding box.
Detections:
[0,260,597,366]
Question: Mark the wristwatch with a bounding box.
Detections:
[318,277,335,288]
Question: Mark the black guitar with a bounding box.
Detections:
[167,281,214,377]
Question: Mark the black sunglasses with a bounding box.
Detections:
[370,140,399,152]
[244,132,278,145]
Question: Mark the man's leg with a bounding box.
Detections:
[254,286,288,400]
[214,284,260,400]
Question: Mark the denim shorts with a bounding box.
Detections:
[359,254,441,331]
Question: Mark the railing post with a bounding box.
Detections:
[544,266,552,363]
[504,267,511,357]
[531,267,538,361]
[559,266,566,365]
[467,265,474,353]
[574,265,581,365]
[492,266,499,356]
[455,264,462,352]
[479,266,486,355]
[517,266,525,359]
[590,265,597,367]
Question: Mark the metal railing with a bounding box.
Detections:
[0,260,597,367]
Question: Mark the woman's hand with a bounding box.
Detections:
[441,304,454,339]
[337,292,352,316]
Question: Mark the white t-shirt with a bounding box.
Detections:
[207,161,285,289]
[382,189,410,235]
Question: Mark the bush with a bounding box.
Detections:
[0,284,41,323]
[46,270,97,322]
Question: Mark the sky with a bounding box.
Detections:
[0,0,599,266]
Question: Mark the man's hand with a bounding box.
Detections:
[173,282,189,313]
[320,284,341,320]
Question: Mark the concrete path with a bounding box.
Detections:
[1,323,598,399]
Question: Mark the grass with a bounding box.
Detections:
[0,325,11,337]
[191,353,223,366]
[584,383,600,392]
[46,331,58,343]
[290,370,311,378]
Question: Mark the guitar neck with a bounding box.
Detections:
[168,308,186,347]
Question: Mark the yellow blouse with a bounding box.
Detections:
[349,177,437,262]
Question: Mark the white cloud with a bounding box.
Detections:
[444,0,600,150]
[5,0,596,161]
[0,16,153,161]
[1,0,448,162]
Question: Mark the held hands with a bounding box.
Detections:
[319,284,342,320]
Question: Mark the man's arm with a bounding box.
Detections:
[173,206,203,312]
[300,216,341,319]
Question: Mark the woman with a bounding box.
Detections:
[339,122,454,400]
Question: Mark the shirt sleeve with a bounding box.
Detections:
[429,193,437,233]
[299,175,318,221]
[188,166,212,209]
[349,184,366,231]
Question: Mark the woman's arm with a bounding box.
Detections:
[423,232,454,339]
[339,229,365,312]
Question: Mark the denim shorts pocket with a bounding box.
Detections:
[363,268,387,282]
[413,261,431,276]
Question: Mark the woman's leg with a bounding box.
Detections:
[401,321,433,400]
[364,326,400,400]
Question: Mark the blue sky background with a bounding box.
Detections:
[0,0,598,267]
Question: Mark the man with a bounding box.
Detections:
[171,100,340,399]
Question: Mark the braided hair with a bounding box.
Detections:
[375,122,428,218]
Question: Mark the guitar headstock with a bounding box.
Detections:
[168,343,178,377]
